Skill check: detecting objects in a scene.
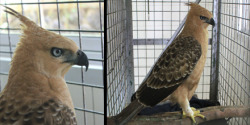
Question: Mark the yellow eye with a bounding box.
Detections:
[51,47,63,57]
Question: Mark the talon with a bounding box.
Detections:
[190,116,196,123]
[182,107,205,123]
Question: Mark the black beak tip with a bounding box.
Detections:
[85,60,89,72]
[210,18,215,27]
[76,50,89,72]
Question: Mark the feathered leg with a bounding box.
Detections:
[181,98,205,123]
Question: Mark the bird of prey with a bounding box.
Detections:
[0,6,89,125]
[113,3,215,125]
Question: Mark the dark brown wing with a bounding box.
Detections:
[136,36,202,106]
[0,96,77,125]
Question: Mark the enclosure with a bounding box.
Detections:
[107,0,249,124]
[0,0,104,125]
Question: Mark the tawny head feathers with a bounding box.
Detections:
[185,3,215,29]
[186,3,213,19]
[4,6,89,78]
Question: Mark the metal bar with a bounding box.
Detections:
[153,0,156,63]
[135,0,139,90]
[0,51,13,54]
[66,81,104,89]
[74,107,104,115]
[220,13,250,21]
[98,0,104,100]
[0,49,100,55]
[38,0,42,27]
[130,1,213,3]
[132,19,188,22]
[132,39,213,45]
[104,0,107,121]
[0,72,8,75]
[56,0,61,34]
[3,1,104,5]
[0,74,104,88]
[125,0,134,104]
[132,10,190,12]
[220,2,250,5]
[75,1,87,124]
[0,28,103,33]
[210,0,221,101]
[0,53,103,61]
[144,0,148,91]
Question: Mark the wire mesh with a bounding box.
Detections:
[106,0,134,116]
[132,0,213,99]
[217,0,250,124]
[0,0,104,125]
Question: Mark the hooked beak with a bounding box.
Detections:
[75,50,89,71]
[206,18,215,27]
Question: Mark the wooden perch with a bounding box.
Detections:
[107,105,250,125]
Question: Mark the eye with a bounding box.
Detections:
[51,47,63,57]
[200,16,208,20]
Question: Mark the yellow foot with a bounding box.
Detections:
[182,107,205,123]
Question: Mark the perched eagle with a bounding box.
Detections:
[113,3,215,125]
[0,6,89,125]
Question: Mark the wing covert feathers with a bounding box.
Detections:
[136,36,202,106]
[0,95,77,125]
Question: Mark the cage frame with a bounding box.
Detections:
[107,0,250,124]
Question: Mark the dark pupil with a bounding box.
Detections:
[56,49,60,54]
[51,48,62,57]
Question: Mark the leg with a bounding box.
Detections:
[180,98,205,123]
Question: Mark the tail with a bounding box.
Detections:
[113,99,144,125]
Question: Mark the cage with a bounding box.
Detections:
[107,0,249,124]
[0,0,104,125]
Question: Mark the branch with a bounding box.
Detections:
[107,105,250,125]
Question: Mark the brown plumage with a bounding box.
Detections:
[114,3,215,125]
[0,6,89,125]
